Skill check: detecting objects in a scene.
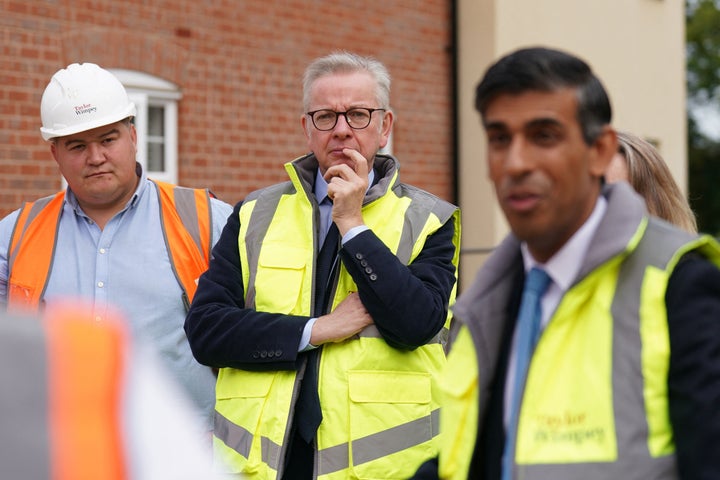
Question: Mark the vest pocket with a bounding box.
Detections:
[216,369,274,399]
[215,369,286,475]
[349,370,431,404]
[347,370,434,479]
[255,247,308,314]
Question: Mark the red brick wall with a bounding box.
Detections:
[0,0,454,216]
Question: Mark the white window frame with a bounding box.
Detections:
[110,69,182,184]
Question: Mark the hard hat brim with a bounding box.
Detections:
[40,103,137,141]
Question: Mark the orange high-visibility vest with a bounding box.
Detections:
[6,180,213,313]
[0,304,130,479]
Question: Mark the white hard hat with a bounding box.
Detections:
[40,63,136,141]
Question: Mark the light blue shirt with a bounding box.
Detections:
[0,166,233,432]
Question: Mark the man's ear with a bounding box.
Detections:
[301,114,311,140]
[379,110,394,148]
[129,122,137,150]
[589,126,618,178]
[50,141,59,164]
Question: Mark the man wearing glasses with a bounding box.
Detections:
[185,51,461,480]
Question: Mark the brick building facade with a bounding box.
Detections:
[0,1,455,217]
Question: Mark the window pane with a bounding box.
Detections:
[147,105,165,172]
[148,106,165,136]
[148,142,165,171]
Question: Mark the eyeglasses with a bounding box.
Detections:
[306,108,386,131]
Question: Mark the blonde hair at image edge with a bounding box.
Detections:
[614,130,697,233]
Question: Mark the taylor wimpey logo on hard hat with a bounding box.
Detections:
[74,103,97,116]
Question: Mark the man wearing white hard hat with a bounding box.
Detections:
[0,63,233,440]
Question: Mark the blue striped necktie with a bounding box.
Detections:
[502,267,552,480]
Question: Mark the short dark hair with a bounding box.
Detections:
[475,47,612,145]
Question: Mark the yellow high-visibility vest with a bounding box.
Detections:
[439,208,720,479]
[214,154,461,479]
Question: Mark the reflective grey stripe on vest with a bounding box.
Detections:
[519,218,687,480]
[151,180,213,260]
[215,407,440,477]
[241,182,297,309]
[396,189,455,264]
[214,410,283,472]
[317,408,440,476]
[172,186,207,254]
[0,316,51,478]
[7,195,57,274]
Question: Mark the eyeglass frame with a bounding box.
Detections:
[305,107,387,131]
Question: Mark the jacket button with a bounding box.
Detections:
[369,273,378,281]
[252,351,260,359]
[360,259,368,267]
[365,267,373,274]
[275,350,283,357]
[355,253,363,260]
